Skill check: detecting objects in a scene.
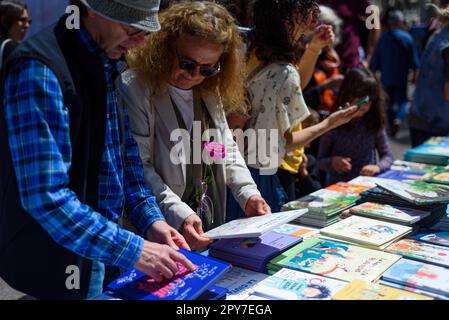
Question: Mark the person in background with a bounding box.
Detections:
[370,9,420,138]
[0,0,195,300]
[0,0,30,68]
[317,68,393,186]
[409,4,449,146]
[119,1,270,251]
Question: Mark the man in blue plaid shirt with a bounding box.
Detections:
[0,0,195,299]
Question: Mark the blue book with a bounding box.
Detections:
[107,249,231,300]
[196,285,228,300]
[376,169,426,181]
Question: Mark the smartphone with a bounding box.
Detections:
[355,96,370,108]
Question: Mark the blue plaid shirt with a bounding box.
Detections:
[4,28,165,270]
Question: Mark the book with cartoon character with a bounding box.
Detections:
[107,249,231,300]
[410,231,449,247]
[382,259,449,297]
[325,182,371,195]
[213,267,269,300]
[249,268,347,300]
[267,238,400,283]
[391,160,446,173]
[385,238,449,268]
[375,180,449,205]
[319,216,412,248]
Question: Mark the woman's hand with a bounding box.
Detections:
[309,25,335,52]
[181,214,213,251]
[325,105,358,130]
[331,156,352,174]
[360,164,381,177]
[245,195,271,217]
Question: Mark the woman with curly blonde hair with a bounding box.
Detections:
[118,1,270,250]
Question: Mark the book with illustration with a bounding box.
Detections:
[424,171,449,186]
[249,268,347,300]
[404,138,449,166]
[385,238,449,268]
[391,160,446,173]
[332,279,432,300]
[376,169,426,181]
[272,223,319,240]
[267,238,400,283]
[319,216,412,248]
[349,176,395,188]
[107,249,231,300]
[379,280,448,300]
[410,231,449,247]
[344,202,430,225]
[209,230,302,272]
[382,259,449,297]
[204,209,307,239]
[325,182,371,195]
[213,267,269,300]
[375,180,449,205]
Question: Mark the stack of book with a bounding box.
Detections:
[343,202,430,226]
[376,169,426,181]
[324,182,371,195]
[404,137,449,165]
[410,231,449,247]
[282,189,359,227]
[247,268,347,300]
[331,279,432,300]
[423,169,449,185]
[266,238,401,282]
[381,259,449,299]
[319,216,412,250]
[106,249,231,300]
[390,160,446,174]
[209,230,303,273]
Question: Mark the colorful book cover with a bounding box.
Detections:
[424,136,449,146]
[379,280,448,300]
[213,267,269,300]
[375,180,449,205]
[209,231,302,262]
[385,238,449,268]
[410,231,449,247]
[425,171,449,185]
[107,249,231,300]
[346,202,430,225]
[332,279,432,300]
[251,268,347,300]
[376,169,426,181]
[391,160,445,173]
[204,209,307,239]
[348,176,395,188]
[325,182,371,195]
[382,259,449,297]
[268,238,401,283]
[319,216,412,247]
[282,189,359,216]
[272,223,319,240]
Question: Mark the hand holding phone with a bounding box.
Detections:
[355,96,370,108]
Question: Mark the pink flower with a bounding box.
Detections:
[203,141,225,160]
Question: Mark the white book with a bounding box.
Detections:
[213,267,269,300]
[204,209,308,239]
[349,176,394,188]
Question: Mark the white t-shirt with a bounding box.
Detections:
[246,62,310,173]
[168,84,194,132]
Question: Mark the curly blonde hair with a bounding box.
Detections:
[127,1,246,114]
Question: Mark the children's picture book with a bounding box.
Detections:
[107,249,231,300]
[268,238,400,283]
[213,267,269,300]
[382,259,449,297]
[272,223,319,240]
[424,171,449,186]
[410,231,449,247]
[375,180,449,205]
[331,279,432,300]
[391,160,445,173]
[385,238,449,268]
[319,216,412,248]
[345,202,430,225]
[376,169,426,181]
[379,280,449,300]
[325,182,371,195]
[204,209,307,239]
[282,189,359,216]
[250,268,347,300]
[348,176,394,188]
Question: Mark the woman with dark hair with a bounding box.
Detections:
[0,0,30,67]
[317,68,393,185]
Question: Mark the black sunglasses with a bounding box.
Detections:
[175,49,221,78]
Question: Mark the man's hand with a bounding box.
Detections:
[134,240,196,282]
[181,214,213,251]
[146,220,190,251]
[331,156,352,174]
[360,164,381,177]
[245,195,271,217]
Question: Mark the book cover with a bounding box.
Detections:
[376,170,426,181]
[410,231,449,247]
[425,171,449,186]
[282,189,359,216]
[346,202,430,225]
[379,280,448,300]
[348,176,394,188]
[331,279,432,300]
[325,182,371,195]
[213,267,269,300]
[107,249,231,300]
[272,223,319,240]
[391,160,445,173]
[319,216,412,247]
[385,238,449,268]
[268,238,400,283]
[251,268,347,300]
[382,259,449,297]
[375,180,449,205]
[204,209,307,239]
